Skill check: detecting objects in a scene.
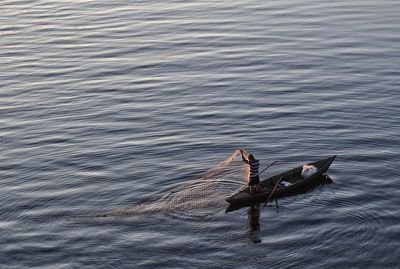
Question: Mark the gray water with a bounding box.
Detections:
[1,0,400,268]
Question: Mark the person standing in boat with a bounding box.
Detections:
[239,148,261,194]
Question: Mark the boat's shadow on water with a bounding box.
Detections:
[239,175,334,244]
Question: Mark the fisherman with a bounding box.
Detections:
[239,148,261,194]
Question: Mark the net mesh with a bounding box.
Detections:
[92,149,251,219]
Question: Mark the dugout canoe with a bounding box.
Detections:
[225,155,336,211]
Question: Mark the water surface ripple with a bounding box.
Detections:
[1,0,400,268]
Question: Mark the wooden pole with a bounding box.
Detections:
[254,160,279,178]
[264,176,283,207]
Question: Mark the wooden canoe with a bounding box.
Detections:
[225,155,336,211]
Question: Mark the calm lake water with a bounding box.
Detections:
[1,0,399,268]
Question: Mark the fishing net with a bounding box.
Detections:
[156,148,250,217]
[93,149,252,219]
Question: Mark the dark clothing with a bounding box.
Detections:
[248,175,260,186]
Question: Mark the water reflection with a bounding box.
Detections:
[247,203,262,243]
[244,175,333,243]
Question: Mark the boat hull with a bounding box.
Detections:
[225,155,336,212]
